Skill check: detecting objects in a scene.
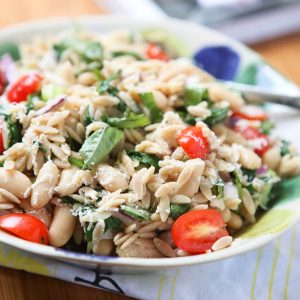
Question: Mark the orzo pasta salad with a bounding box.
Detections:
[0,29,298,258]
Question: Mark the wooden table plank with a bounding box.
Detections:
[0,1,299,299]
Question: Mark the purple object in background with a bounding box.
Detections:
[193,45,240,80]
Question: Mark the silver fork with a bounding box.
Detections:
[221,81,300,110]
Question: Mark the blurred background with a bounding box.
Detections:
[0,0,300,83]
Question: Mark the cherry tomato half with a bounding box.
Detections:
[235,125,270,156]
[146,43,169,61]
[0,213,49,244]
[178,126,210,159]
[7,73,42,103]
[172,209,229,254]
[232,105,268,121]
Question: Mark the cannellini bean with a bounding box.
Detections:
[263,147,281,170]
[93,239,114,256]
[56,166,83,196]
[0,168,31,199]
[49,205,76,247]
[238,146,261,170]
[31,161,59,209]
[96,164,128,192]
[227,213,243,230]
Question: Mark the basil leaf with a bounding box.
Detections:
[68,155,84,168]
[0,42,20,60]
[79,127,124,169]
[184,87,209,106]
[6,114,22,147]
[97,71,121,96]
[120,205,150,221]
[104,216,123,232]
[111,51,143,60]
[140,92,163,123]
[280,140,290,157]
[83,106,93,127]
[103,110,150,129]
[260,120,275,135]
[127,150,160,171]
[204,107,229,127]
[170,203,190,220]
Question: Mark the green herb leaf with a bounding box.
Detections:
[61,196,80,205]
[260,120,275,135]
[111,51,143,60]
[184,87,209,106]
[176,108,197,125]
[103,110,150,129]
[78,61,103,80]
[79,127,124,169]
[232,170,243,198]
[127,150,160,171]
[33,141,46,153]
[242,168,256,182]
[216,177,224,198]
[83,223,96,253]
[280,140,291,157]
[104,216,123,232]
[41,84,65,101]
[0,42,20,60]
[5,114,22,147]
[84,41,103,62]
[83,106,93,127]
[140,92,163,123]
[204,107,229,127]
[253,170,279,209]
[68,155,84,168]
[26,94,36,113]
[120,205,151,221]
[170,203,190,220]
[97,71,121,96]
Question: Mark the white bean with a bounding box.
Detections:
[49,205,76,247]
[96,164,128,192]
[263,147,281,170]
[31,161,59,209]
[238,146,261,170]
[0,168,31,199]
[55,166,83,196]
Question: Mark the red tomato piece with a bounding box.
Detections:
[0,69,6,96]
[6,73,42,103]
[146,43,169,61]
[0,213,49,244]
[235,125,260,139]
[172,209,229,254]
[250,133,270,156]
[233,105,268,121]
[178,126,210,159]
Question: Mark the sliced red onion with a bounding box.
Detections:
[256,165,268,176]
[224,182,239,200]
[0,54,17,84]
[111,211,135,226]
[35,97,65,116]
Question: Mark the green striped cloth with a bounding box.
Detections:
[0,224,299,299]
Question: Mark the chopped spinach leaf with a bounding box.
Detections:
[242,168,256,182]
[120,205,150,221]
[280,140,291,157]
[104,216,123,232]
[260,120,275,135]
[204,107,229,127]
[79,127,124,169]
[61,196,80,205]
[97,71,121,96]
[127,150,160,171]
[5,114,22,147]
[215,177,224,198]
[170,203,190,220]
[0,42,20,60]
[83,106,93,126]
[184,87,209,106]
[232,170,243,198]
[140,92,163,123]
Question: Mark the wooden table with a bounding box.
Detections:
[0,1,300,299]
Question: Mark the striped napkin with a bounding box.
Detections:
[1,222,299,300]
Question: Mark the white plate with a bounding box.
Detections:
[0,15,299,271]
